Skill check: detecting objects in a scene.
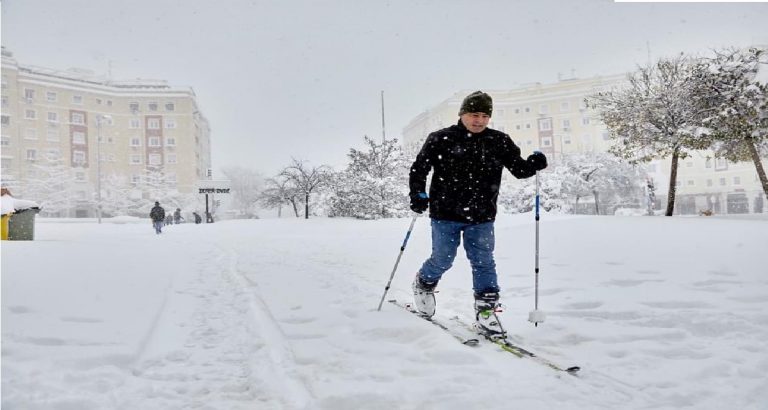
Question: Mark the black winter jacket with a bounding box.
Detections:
[150,205,165,222]
[409,121,540,223]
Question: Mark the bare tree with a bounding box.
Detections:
[261,176,300,218]
[279,159,332,219]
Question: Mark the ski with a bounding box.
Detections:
[451,316,581,375]
[387,299,480,346]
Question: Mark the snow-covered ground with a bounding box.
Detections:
[2,213,767,409]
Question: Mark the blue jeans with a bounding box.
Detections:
[153,221,163,234]
[419,219,499,295]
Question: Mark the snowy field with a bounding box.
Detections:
[2,213,767,409]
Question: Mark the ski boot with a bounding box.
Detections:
[412,274,437,318]
[474,291,507,340]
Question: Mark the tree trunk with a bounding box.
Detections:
[291,199,299,217]
[665,146,681,216]
[304,193,310,219]
[593,190,600,215]
[746,137,768,204]
[277,205,282,218]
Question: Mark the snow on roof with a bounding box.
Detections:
[1,194,41,215]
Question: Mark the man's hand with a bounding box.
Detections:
[527,151,548,171]
[410,192,429,214]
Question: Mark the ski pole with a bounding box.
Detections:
[376,213,420,311]
[529,171,546,326]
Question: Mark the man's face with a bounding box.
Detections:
[460,112,491,133]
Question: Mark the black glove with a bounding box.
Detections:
[410,192,429,214]
[527,151,548,171]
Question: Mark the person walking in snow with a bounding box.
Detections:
[150,201,166,234]
[174,208,184,224]
[409,90,548,338]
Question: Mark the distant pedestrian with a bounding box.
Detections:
[193,211,202,224]
[165,214,173,226]
[149,201,165,234]
[174,208,184,224]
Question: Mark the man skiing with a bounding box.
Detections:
[149,201,166,234]
[409,90,547,338]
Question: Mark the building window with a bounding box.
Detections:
[24,88,35,101]
[687,180,695,186]
[733,176,741,185]
[131,174,141,184]
[130,154,142,165]
[47,129,60,141]
[47,112,58,123]
[26,149,37,161]
[562,119,571,130]
[515,124,521,130]
[705,158,712,168]
[25,109,37,120]
[560,102,570,112]
[148,153,162,166]
[108,153,116,162]
[148,102,158,111]
[107,100,113,106]
[563,136,572,145]
[165,119,176,129]
[1,115,9,126]
[582,117,590,126]
[0,136,9,146]
[165,137,176,146]
[538,118,552,131]
[73,131,86,145]
[148,136,161,147]
[525,123,531,129]
[524,107,530,113]
[514,108,520,114]
[73,150,86,165]
[25,128,37,140]
[46,91,57,102]
[166,153,177,164]
[715,158,728,171]
[129,119,141,129]
[541,137,552,147]
[71,112,85,125]
[166,173,177,183]
[165,102,175,111]
[1,96,7,107]
[130,137,141,147]
[147,118,161,129]
[75,171,86,181]
[129,102,140,112]
[719,177,727,186]
[72,95,83,105]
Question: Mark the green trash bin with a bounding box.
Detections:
[8,207,40,240]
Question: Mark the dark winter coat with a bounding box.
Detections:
[150,205,165,222]
[409,120,542,223]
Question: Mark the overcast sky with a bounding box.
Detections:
[3,0,767,176]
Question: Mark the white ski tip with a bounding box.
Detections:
[528,310,546,324]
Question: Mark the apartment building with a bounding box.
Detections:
[1,48,211,217]
[402,75,767,215]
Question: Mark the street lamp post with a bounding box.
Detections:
[95,114,112,223]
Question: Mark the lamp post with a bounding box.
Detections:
[95,114,112,223]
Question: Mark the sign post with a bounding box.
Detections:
[197,180,230,223]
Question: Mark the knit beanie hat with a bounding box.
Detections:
[458,91,493,116]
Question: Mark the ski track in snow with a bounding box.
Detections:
[3,215,768,409]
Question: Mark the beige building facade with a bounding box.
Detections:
[1,48,211,217]
[403,75,767,215]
